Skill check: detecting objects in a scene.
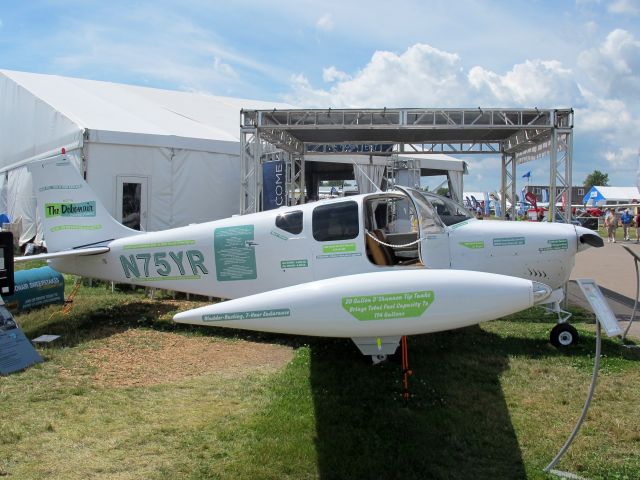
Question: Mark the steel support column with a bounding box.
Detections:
[500,153,518,219]
[287,153,305,205]
[240,127,260,215]
[557,128,573,223]
[549,129,558,222]
[510,154,517,219]
[500,153,510,219]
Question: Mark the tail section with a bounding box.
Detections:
[29,154,137,252]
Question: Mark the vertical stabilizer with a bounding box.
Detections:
[29,154,137,252]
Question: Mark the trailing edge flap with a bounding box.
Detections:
[15,246,110,263]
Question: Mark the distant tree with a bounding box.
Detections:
[436,187,449,196]
[584,170,609,190]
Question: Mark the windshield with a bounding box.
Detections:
[393,188,444,236]
[419,191,472,226]
[405,189,473,227]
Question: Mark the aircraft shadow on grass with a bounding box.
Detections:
[307,325,639,480]
[307,327,524,480]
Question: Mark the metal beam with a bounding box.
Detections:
[243,108,562,130]
[240,107,574,220]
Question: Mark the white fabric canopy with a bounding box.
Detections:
[353,164,386,194]
[447,170,464,203]
[0,70,291,244]
[7,166,35,244]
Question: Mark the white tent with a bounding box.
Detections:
[305,153,467,199]
[0,70,290,245]
[582,186,640,206]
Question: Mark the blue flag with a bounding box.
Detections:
[522,171,531,179]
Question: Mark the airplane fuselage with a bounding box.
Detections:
[50,194,585,299]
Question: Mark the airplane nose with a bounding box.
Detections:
[575,225,604,250]
[532,281,553,305]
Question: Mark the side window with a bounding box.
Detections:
[275,210,303,235]
[313,201,359,241]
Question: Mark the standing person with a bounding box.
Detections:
[635,210,640,244]
[620,209,633,241]
[604,208,618,243]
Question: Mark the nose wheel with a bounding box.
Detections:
[550,323,579,348]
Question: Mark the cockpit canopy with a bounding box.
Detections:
[410,190,473,227]
[362,188,472,266]
[364,188,472,236]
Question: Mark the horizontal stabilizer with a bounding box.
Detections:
[15,246,110,263]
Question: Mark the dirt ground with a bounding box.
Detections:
[60,329,294,388]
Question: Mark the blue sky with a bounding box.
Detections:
[1,0,639,192]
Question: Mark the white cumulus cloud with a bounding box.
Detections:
[605,147,639,168]
[468,59,579,107]
[578,29,640,100]
[289,43,581,109]
[287,43,465,108]
[322,66,350,83]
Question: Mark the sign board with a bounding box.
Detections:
[2,266,65,312]
[576,279,624,337]
[262,160,286,211]
[0,305,43,375]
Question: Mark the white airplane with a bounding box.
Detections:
[17,154,603,361]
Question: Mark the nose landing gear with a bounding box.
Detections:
[542,290,579,348]
[550,322,579,348]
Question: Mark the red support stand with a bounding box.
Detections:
[401,335,412,401]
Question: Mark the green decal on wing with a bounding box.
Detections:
[342,291,435,321]
[202,308,291,322]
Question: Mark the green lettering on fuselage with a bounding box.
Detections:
[120,254,140,278]
[169,251,185,275]
[186,250,208,275]
[119,249,209,280]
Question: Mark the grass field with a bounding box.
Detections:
[1,277,640,479]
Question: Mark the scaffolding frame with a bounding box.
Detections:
[240,108,574,222]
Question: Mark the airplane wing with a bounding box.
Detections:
[173,269,553,337]
[15,246,110,263]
